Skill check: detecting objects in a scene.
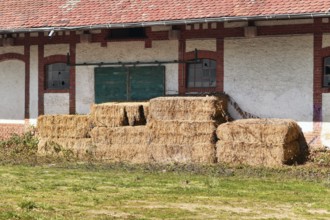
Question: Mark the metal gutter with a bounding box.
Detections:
[0,12,330,34]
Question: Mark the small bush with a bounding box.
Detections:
[0,131,39,165]
[19,200,37,211]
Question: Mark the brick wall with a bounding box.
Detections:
[0,124,25,140]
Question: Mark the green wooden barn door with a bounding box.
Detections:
[129,66,165,100]
[94,67,128,103]
[94,66,165,103]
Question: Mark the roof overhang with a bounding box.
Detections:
[1,12,330,34]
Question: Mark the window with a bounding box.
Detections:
[187,59,216,88]
[45,63,70,90]
[108,28,146,39]
[324,57,330,87]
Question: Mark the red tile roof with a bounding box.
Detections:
[0,0,329,31]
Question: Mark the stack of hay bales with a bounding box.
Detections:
[216,119,308,167]
[148,96,229,163]
[37,115,93,159]
[90,102,151,163]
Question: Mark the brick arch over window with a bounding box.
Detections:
[0,53,25,62]
[43,55,67,66]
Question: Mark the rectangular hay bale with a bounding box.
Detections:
[37,115,91,138]
[90,126,151,145]
[90,103,127,127]
[148,120,217,136]
[216,140,300,167]
[90,102,148,127]
[148,143,216,164]
[149,96,228,122]
[150,134,215,145]
[37,138,93,159]
[216,119,301,144]
[92,143,150,163]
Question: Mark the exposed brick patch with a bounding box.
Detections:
[0,124,24,140]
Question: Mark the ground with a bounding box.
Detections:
[0,133,329,219]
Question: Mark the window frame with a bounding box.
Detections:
[186,58,217,88]
[323,57,330,88]
[44,62,71,92]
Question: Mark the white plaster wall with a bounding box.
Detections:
[322,34,330,48]
[0,46,24,54]
[76,65,95,114]
[44,44,69,57]
[224,35,314,132]
[75,40,179,114]
[0,60,25,120]
[185,39,216,52]
[44,93,70,115]
[29,45,38,121]
[321,94,330,148]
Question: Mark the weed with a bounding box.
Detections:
[19,200,37,211]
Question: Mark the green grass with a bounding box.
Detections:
[0,163,329,220]
[0,133,330,219]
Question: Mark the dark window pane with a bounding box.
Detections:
[46,63,70,90]
[209,59,216,68]
[326,66,330,75]
[187,59,216,88]
[326,57,330,66]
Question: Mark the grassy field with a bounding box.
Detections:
[0,163,329,220]
[0,133,330,219]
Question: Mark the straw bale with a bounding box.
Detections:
[149,96,229,122]
[38,138,94,159]
[143,103,150,122]
[148,143,216,164]
[90,103,128,127]
[148,120,217,135]
[90,102,149,127]
[37,115,90,138]
[150,134,215,145]
[93,143,150,163]
[216,140,300,167]
[90,126,151,145]
[216,119,301,144]
[116,102,148,126]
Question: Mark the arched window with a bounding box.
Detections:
[45,63,70,90]
[187,59,216,88]
[324,57,330,87]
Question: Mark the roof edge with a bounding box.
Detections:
[1,12,329,34]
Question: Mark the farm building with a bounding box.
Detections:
[0,0,330,147]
